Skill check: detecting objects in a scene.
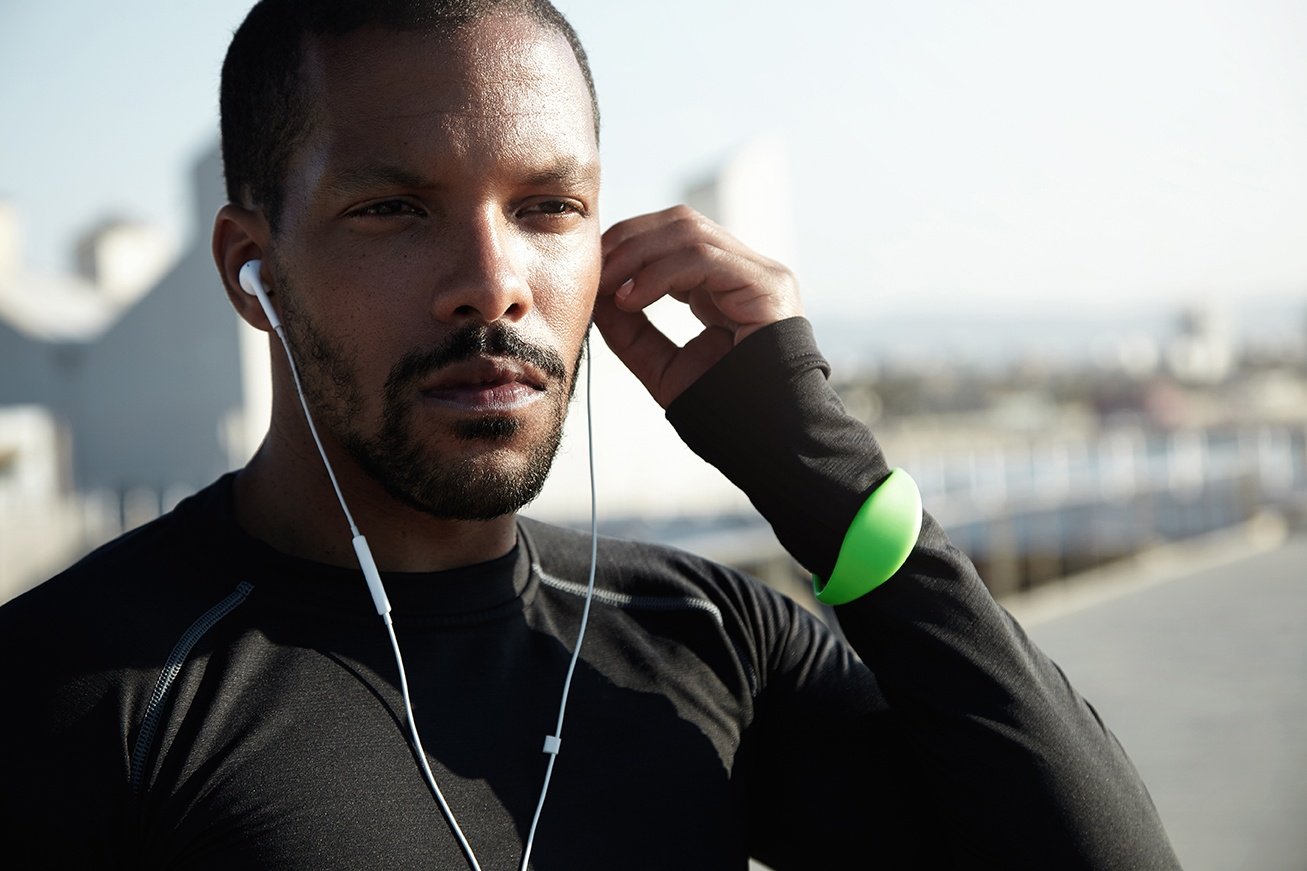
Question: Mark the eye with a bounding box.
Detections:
[519,198,586,219]
[349,199,427,219]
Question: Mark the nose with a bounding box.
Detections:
[431,205,531,325]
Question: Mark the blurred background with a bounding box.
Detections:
[1,1,1304,868]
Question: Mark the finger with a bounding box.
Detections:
[615,248,797,341]
[600,204,804,345]
[591,294,680,403]
[600,204,707,260]
[600,206,738,295]
[611,243,752,311]
[686,287,738,332]
[593,295,737,407]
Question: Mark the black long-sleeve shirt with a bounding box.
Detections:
[0,318,1179,868]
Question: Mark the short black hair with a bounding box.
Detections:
[219,0,599,230]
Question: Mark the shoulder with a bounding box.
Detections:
[0,480,247,849]
[3,509,180,633]
[0,477,257,799]
[0,476,242,679]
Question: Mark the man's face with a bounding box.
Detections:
[266,15,600,520]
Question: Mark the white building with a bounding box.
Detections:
[0,149,260,598]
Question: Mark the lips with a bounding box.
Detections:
[417,355,548,412]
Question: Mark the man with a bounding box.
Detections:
[0,1,1179,868]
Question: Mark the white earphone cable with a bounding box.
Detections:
[272,322,484,870]
[271,312,598,871]
[518,336,598,871]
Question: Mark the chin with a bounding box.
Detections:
[358,421,561,522]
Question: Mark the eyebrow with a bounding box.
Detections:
[322,164,431,197]
[520,157,600,189]
[321,157,600,197]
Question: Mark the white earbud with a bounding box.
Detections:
[238,259,281,330]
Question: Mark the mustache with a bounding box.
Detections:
[383,323,571,398]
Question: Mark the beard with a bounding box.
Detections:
[273,265,580,521]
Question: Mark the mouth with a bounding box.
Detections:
[417,355,549,413]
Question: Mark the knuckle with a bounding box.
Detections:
[689,240,718,260]
[667,205,716,240]
[772,263,798,286]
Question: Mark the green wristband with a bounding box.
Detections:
[812,468,923,605]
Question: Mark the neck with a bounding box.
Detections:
[233,422,520,574]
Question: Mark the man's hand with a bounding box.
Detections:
[593,205,804,408]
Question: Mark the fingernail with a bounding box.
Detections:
[617,279,634,300]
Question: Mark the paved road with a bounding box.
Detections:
[1019,535,1307,871]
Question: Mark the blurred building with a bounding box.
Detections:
[0,149,262,495]
[1166,300,1235,384]
[0,148,270,597]
[685,136,800,273]
[74,217,175,307]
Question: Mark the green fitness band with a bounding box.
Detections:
[813,468,923,605]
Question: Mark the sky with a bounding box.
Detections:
[2,0,1305,341]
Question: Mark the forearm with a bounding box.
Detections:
[667,317,1180,868]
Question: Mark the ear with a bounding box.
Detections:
[213,203,276,332]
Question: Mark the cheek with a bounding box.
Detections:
[301,246,431,340]
[290,213,431,309]
[534,281,598,360]
[530,232,601,335]
[280,278,405,400]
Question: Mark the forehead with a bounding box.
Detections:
[292,15,597,190]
